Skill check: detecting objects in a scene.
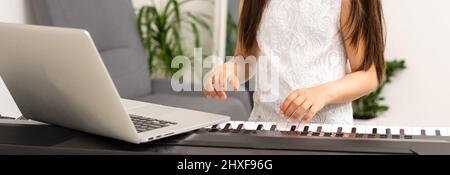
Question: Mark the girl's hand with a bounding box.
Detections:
[203,63,240,100]
[280,87,331,123]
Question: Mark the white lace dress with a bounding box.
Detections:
[248,0,354,125]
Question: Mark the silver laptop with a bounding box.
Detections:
[0,23,229,144]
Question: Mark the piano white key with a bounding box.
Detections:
[243,122,259,130]
[330,125,353,133]
[231,121,245,130]
[276,123,291,131]
[218,121,234,129]
[365,125,378,134]
[307,124,322,133]
[389,126,412,135]
[412,127,425,136]
[388,127,402,135]
[342,125,354,133]
[402,127,413,135]
[422,127,433,136]
[435,128,449,136]
[217,122,226,129]
[353,125,367,134]
[296,124,307,132]
[375,126,389,135]
[331,125,344,133]
[423,127,446,136]
[321,124,334,133]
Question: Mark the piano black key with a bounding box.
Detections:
[311,126,321,136]
[221,123,231,132]
[386,128,391,135]
[270,125,277,131]
[335,127,344,137]
[372,128,378,134]
[351,127,357,134]
[303,126,310,132]
[400,129,405,136]
[236,124,244,131]
[290,125,297,132]
[209,125,220,132]
[436,130,441,136]
[233,123,244,133]
[256,124,264,131]
[421,129,426,136]
[337,127,343,134]
[300,126,309,136]
[316,126,323,133]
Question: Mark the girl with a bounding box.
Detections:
[204,0,385,125]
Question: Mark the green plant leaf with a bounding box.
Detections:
[163,0,175,16]
[172,27,183,56]
[190,22,200,48]
[353,59,406,119]
[145,6,159,71]
[137,6,148,43]
[187,12,212,36]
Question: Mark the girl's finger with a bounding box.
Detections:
[212,73,224,98]
[203,79,212,98]
[284,96,305,118]
[301,105,318,124]
[229,74,240,92]
[280,92,300,113]
[221,64,228,91]
[290,100,313,121]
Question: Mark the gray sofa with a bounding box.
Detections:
[30,0,252,121]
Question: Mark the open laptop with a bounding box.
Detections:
[0,23,229,144]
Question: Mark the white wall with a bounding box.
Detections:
[0,0,34,24]
[1,0,450,126]
[355,0,450,127]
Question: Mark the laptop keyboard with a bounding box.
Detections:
[130,114,178,133]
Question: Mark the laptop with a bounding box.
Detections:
[0,23,230,144]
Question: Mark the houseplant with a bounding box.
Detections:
[137,0,212,79]
[353,60,406,119]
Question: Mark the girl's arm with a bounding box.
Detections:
[280,0,381,122]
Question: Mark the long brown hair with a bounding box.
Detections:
[238,0,386,83]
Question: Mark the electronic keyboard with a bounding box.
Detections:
[1,119,450,155]
[149,121,450,155]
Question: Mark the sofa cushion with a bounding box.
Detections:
[31,0,151,99]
